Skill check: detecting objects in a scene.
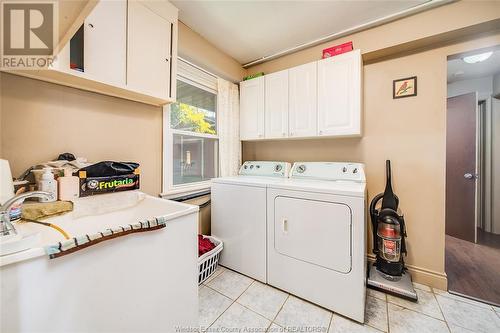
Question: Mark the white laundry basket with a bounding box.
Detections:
[198,235,223,285]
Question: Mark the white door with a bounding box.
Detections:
[240,77,265,140]
[265,70,289,139]
[211,182,267,282]
[84,0,127,86]
[127,0,172,98]
[289,62,317,138]
[317,49,362,136]
[274,196,352,273]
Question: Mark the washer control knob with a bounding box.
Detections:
[274,164,283,172]
[342,167,347,173]
[250,165,254,169]
[256,165,260,169]
[244,165,248,169]
[353,168,358,174]
[297,165,306,174]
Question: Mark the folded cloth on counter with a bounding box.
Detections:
[21,201,73,221]
[72,191,146,219]
[45,216,167,259]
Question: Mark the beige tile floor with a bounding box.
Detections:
[199,266,500,333]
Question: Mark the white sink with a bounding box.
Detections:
[1,191,199,332]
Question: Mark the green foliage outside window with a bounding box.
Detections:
[170,102,216,135]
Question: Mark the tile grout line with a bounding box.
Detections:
[432,287,496,311]
[233,285,291,331]
[206,278,258,331]
[431,288,452,333]
[385,291,446,322]
[270,294,290,330]
[200,284,233,332]
[364,295,390,333]
[205,276,496,333]
[385,294,390,333]
[202,267,225,286]
[432,289,500,333]
[202,270,254,330]
[389,301,451,324]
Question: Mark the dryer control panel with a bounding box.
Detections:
[291,162,366,183]
[239,161,291,177]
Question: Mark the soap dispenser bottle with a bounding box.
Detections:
[37,168,57,202]
[58,168,79,201]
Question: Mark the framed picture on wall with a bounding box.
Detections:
[393,76,417,99]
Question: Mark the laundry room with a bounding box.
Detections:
[1,1,500,332]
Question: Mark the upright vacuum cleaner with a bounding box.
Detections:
[367,160,418,301]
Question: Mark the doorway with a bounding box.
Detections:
[446,46,500,306]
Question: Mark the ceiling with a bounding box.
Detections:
[172,0,429,65]
[447,50,500,83]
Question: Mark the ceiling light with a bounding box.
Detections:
[463,51,493,64]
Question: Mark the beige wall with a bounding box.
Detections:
[0,73,163,195]
[244,33,500,288]
[178,21,246,82]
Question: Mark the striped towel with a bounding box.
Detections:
[45,216,167,259]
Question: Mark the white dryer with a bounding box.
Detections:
[267,162,367,322]
[211,161,291,282]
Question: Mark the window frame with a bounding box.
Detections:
[162,71,219,197]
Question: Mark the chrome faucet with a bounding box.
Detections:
[0,191,53,237]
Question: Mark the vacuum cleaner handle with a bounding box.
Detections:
[382,160,398,211]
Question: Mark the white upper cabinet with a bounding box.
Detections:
[84,0,127,86]
[317,49,362,137]
[6,0,178,106]
[239,50,362,141]
[240,76,265,140]
[265,70,289,139]
[289,62,317,138]
[127,0,176,100]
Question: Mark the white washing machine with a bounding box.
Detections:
[211,161,291,282]
[267,162,367,323]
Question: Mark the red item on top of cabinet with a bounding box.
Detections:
[322,42,353,58]
[198,234,216,257]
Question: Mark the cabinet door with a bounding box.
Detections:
[84,0,127,86]
[240,77,265,140]
[317,49,362,136]
[265,70,289,139]
[289,62,317,138]
[127,0,172,98]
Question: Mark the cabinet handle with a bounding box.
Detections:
[319,130,323,135]
[165,58,169,62]
[282,218,288,233]
[88,23,94,29]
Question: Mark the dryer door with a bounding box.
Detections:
[274,196,352,273]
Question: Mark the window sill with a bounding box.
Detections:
[160,182,212,200]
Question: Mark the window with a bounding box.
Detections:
[163,59,219,195]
